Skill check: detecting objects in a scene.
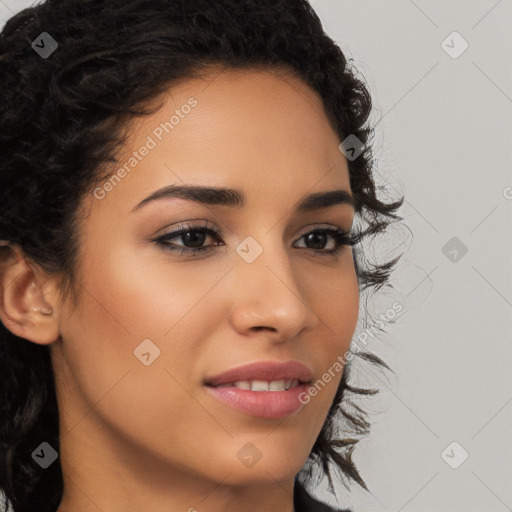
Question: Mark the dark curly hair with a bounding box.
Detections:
[0,0,405,511]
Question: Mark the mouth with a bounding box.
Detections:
[202,360,314,419]
[203,379,312,419]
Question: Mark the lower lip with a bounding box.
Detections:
[204,383,310,419]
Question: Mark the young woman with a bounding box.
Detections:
[0,1,404,511]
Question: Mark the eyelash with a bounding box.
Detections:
[152,221,357,258]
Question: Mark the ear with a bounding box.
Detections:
[0,243,61,345]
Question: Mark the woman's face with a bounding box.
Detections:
[51,67,359,509]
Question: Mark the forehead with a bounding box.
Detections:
[91,67,350,215]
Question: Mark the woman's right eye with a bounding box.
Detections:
[153,224,223,256]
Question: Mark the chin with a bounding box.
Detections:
[208,449,307,487]
[220,465,303,488]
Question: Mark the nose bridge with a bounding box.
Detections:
[236,228,294,288]
[229,229,317,336]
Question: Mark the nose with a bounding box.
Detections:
[228,236,319,342]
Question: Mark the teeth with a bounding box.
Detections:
[216,379,301,391]
[251,380,270,391]
[234,380,251,390]
[269,380,286,391]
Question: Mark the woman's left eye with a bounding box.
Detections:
[153,222,356,257]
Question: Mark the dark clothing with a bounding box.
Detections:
[293,479,352,512]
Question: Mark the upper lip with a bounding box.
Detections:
[204,360,314,386]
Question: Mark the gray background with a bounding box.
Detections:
[1,1,511,511]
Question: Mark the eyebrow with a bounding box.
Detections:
[131,185,355,213]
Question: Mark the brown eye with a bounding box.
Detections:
[293,227,355,256]
[153,222,223,256]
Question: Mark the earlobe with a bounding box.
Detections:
[0,243,60,345]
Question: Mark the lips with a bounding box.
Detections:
[203,360,314,387]
[204,382,311,418]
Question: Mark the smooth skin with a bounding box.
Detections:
[0,66,359,512]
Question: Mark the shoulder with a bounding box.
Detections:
[293,479,353,512]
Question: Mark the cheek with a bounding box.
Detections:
[73,237,232,340]
[59,243,231,407]
[298,255,359,412]
[57,255,235,468]
[302,250,360,346]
